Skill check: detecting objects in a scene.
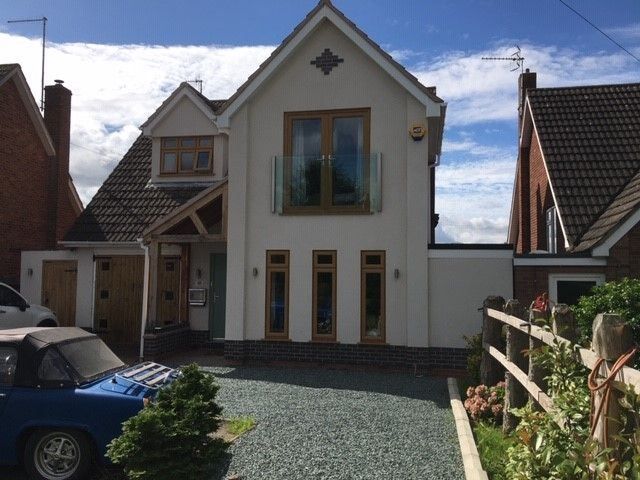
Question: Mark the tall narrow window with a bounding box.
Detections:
[361,251,385,343]
[265,251,289,339]
[546,206,557,254]
[312,251,337,341]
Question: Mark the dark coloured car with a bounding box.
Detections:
[0,327,176,480]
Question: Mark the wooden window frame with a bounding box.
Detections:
[312,250,337,342]
[265,250,290,340]
[160,136,214,175]
[283,108,371,215]
[360,251,386,344]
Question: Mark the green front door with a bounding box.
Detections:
[209,254,227,339]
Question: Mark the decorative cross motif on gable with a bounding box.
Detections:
[311,48,344,75]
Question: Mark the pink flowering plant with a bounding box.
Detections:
[464,382,505,424]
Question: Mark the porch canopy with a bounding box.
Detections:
[141,180,227,331]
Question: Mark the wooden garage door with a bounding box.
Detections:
[94,256,144,346]
[42,260,77,326]
[157,257,181,326]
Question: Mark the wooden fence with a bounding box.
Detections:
[479,295,640,447]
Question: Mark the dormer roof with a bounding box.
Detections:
[140,82,226,135]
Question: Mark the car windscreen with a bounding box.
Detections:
[57,337,125,382]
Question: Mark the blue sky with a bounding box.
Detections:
[1,0,639,242]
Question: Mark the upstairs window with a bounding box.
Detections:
[161,136,213,174]
[546,206,557,254]
[283,109,371,213]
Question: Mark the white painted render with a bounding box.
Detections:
[226,21,432,346]
[149,95,225,184]
[428,256,513,348]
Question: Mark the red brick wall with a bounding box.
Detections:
[0,79,54,287]
[607,223,640,279]
[514,224,640,305]
[0,78,79,289]
[516,127,565,254]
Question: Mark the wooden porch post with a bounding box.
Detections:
[147,240,160,330]
[179,244,190,326]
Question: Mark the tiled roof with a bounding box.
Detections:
[528,82,640,247]
[64,136,211,242]
[574,170,640,251]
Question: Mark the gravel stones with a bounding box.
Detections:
[207,366,464,480]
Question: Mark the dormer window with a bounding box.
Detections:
[161,136,213,174]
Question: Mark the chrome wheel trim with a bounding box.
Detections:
[33,432,81,479]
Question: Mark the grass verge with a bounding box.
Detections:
[473,422,514,480]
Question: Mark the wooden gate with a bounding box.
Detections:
[157,256,181,326]
[94,256,144,346]
[41,260,77,326]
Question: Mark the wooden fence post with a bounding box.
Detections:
[591,313,635,451]
[503,299,528,432]
[552,304,577,343]
[480,295,505,387]
[528,306,547,405]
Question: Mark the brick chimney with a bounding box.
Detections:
[44,79,72,244]
[518,69,536,133]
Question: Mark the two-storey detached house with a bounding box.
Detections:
[21,0,514,368]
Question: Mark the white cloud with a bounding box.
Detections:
[0,32,275,204]
[413,43,640,126]
[605,23,640,40]
[2,32,639,244]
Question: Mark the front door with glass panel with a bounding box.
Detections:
[284,108,370,213]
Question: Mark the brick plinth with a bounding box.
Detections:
[222,340,468,371]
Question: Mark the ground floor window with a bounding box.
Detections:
[548,273,605,305]
[313,251,337,341]
[265,251,289,338]
[361,251,385,343]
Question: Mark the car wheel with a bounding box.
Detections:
[24,429,92,480]
[37,319,57,327]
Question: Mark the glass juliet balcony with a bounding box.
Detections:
[272,153,381,214]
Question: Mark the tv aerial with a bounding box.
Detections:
[7,17,48,110]
[187,79,203,94]
[482,46,525,73]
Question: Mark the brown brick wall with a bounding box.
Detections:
[0,79,54,288]
[513,265,607,307]
[607,222,640,279]
[516,127,565,254]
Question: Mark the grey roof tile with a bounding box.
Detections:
[64,136,212,242]
[529,82,640,247]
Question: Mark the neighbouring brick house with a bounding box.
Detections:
[0,64,82,289]
[508,70,640,306]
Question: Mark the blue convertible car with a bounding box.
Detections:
[0,327,176,480]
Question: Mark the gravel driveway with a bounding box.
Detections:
[208,366,463,480]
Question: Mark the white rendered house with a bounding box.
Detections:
[20,0,513,368]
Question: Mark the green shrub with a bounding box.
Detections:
[574,278,640,347]
[463,332,483,385]
[107,364,227,480]
[473,422,513,480]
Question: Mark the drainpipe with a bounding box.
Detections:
[138,238,150,361]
